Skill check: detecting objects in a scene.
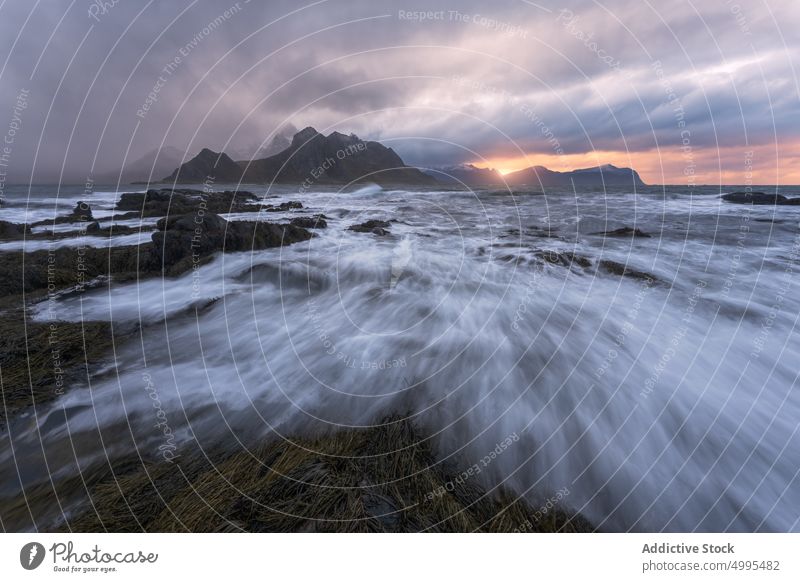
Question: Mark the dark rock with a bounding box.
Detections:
[150,212,313,272]
[290,215,327,229]
[590,227,651,238]
[86,221,101,233]
[599,260,657,282]
[348,219,391,235]
[720,191,800,205]
[115,188,259,217]
[0,220,30,239]
[0,214,312,300]
[0,309,117,427]
[70,201,93,221]
[57,415,594,533]
[565,252,593,268]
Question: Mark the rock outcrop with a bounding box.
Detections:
[721,191,800,205]
[290,215,328,229]
[150,212,313,272]
[115,188,260,217]
[0,220,30,239]
[348,219,391,235]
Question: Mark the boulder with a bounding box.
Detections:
[68,201,93,221]
[348,219,391,235]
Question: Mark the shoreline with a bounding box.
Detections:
[0,187,592,532]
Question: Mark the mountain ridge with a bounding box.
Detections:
[159,127,646,188]
[430,163,646,188]
[162,127,436,186]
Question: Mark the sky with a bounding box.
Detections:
[0,0,797,185]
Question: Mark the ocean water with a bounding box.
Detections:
[1,183,799,532]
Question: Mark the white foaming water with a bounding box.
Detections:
[0,187,140,224]
[3,185,800,532]
[0,230,152,251]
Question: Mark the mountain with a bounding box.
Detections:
[503,164,645,188]
[162,148,242,183]
[426,162,645,188]
[427,164,504,186]
[225,128,294,161]
[259,133,291,157]
[99,146,186,183]
[163,127,436,186]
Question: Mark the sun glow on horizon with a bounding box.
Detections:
[470,143,800,185]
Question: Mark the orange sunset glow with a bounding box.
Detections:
[473,142,800,185]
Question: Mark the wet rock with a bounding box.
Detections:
[599,259,658,282]
[290,214,328,229]
[116,188,260,217]
[0,220,30,239]
[566,252,593,268]
[60,415,594,533]
[0,215,312,299]
[68,201,93,221]
[590,227,651,238]
[721,191,800,205]
[348,219,391,235]
[0,309,117,427]
[151,212,313,272]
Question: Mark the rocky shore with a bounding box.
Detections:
[53,417,592,533]
[0,187,593,532]
[0,188,312,423]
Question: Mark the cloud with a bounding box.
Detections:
[0,0,796,183]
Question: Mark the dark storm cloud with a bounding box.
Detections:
[0,0,796,182]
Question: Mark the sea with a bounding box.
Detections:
[1,182,799,532]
